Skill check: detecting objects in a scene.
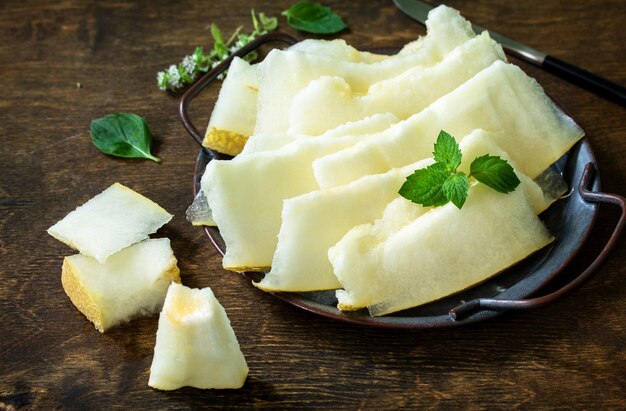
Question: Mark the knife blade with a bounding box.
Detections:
[393,0,626,106]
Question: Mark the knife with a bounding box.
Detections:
[394,0,626,107]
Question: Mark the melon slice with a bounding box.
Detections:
[48,183,173,263]
[288,31,505,135]
[256,129,562,293]
[202,38,400,155]
[254,5,476,134]
[289,38,388,63]
[148,283,248,390]
[313,60,584,188]
[329,182,554,316]
[240,112,399,156]
[204,134,374,271]
[61,238,180,332]
[203,57,258,155]
[189,113,400,228]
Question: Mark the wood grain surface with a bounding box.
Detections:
[1,0,625,409]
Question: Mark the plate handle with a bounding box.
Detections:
[178,32,298,152]
[449,162,625,321]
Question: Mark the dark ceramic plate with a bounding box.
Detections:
[181,33,625,329]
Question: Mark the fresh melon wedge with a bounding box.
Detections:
[329,181,554,316]
[48,183,173,263]
[62,238,180,332]
[256,129,562,293]
[240,112,399,156]
[148,283,248,390]
[189,113,400,228]
[288,31,505,135]
[255,158,432,292]
[203,57,258,155]
[313,60,584,188]
[203,134,377,271]
[289,38,388,63]
[254,5,476,134]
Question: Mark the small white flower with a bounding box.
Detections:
[156,71,168,91]
[182,55,196,76]
[167,64,181,89]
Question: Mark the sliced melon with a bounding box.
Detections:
[148,283,248,390]
[255,158,432,292]
[313,60,584,188]
[288,31,505,135]
[190,113,400,228]
[330,182,554,316]
[48,183,173,263]
[254,5,476,134]
[204,134,377,271]
[256,129,562,293]
[289,38,387,63]
[62,238,180,332]
[203,57,258,155]
[240,112,399,156]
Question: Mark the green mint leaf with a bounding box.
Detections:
[251,9,260,32]
[90,113,160,162]
[470,155,520,193]
[399,163,450,207]
[282,1,347,34]
[433,130,462,172]
[442,172,469,209]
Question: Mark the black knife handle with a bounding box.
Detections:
[543,55,626,107]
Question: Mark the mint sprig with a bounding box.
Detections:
[157,10,277,92]
[399,131,520,209]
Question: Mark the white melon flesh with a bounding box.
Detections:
[255,5,475,134]
[61,238,180,332]
[257,129,561,293]
[289,39,387,63]
[190,113,400,228]
[240,112,399,156]
[203,57,258,155]
[48,183,173,263]
[149,283,248,390]
[329,183,554,316]
[255,158,433,292]
[204,134,375,271]
[313,60,584,188]
[288,32,505,135]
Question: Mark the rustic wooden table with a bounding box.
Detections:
[1,0,625,409]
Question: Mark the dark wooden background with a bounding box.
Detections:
[1,0,625,409]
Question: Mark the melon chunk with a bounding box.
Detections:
[190,113,400,228]
[204,134,372,271]
[257,129,561,293]
[255,5,476,134]
[289,38,388,63]
[48,183,173,263]
[288,31,504,135]
[329,183,554,316]
[313,60,584,188]
[240,112,399,156]
[61,238,180,332]
[203,57,258,155]
[149,283,248,390]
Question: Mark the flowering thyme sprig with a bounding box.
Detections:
[157,10,277,92]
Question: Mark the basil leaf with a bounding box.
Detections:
[90,113,160,162]
[282,1,347,34]
[470,155,520,193]
[399,163,450,207]
[433,130,462,172]
[442,172,469,209]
